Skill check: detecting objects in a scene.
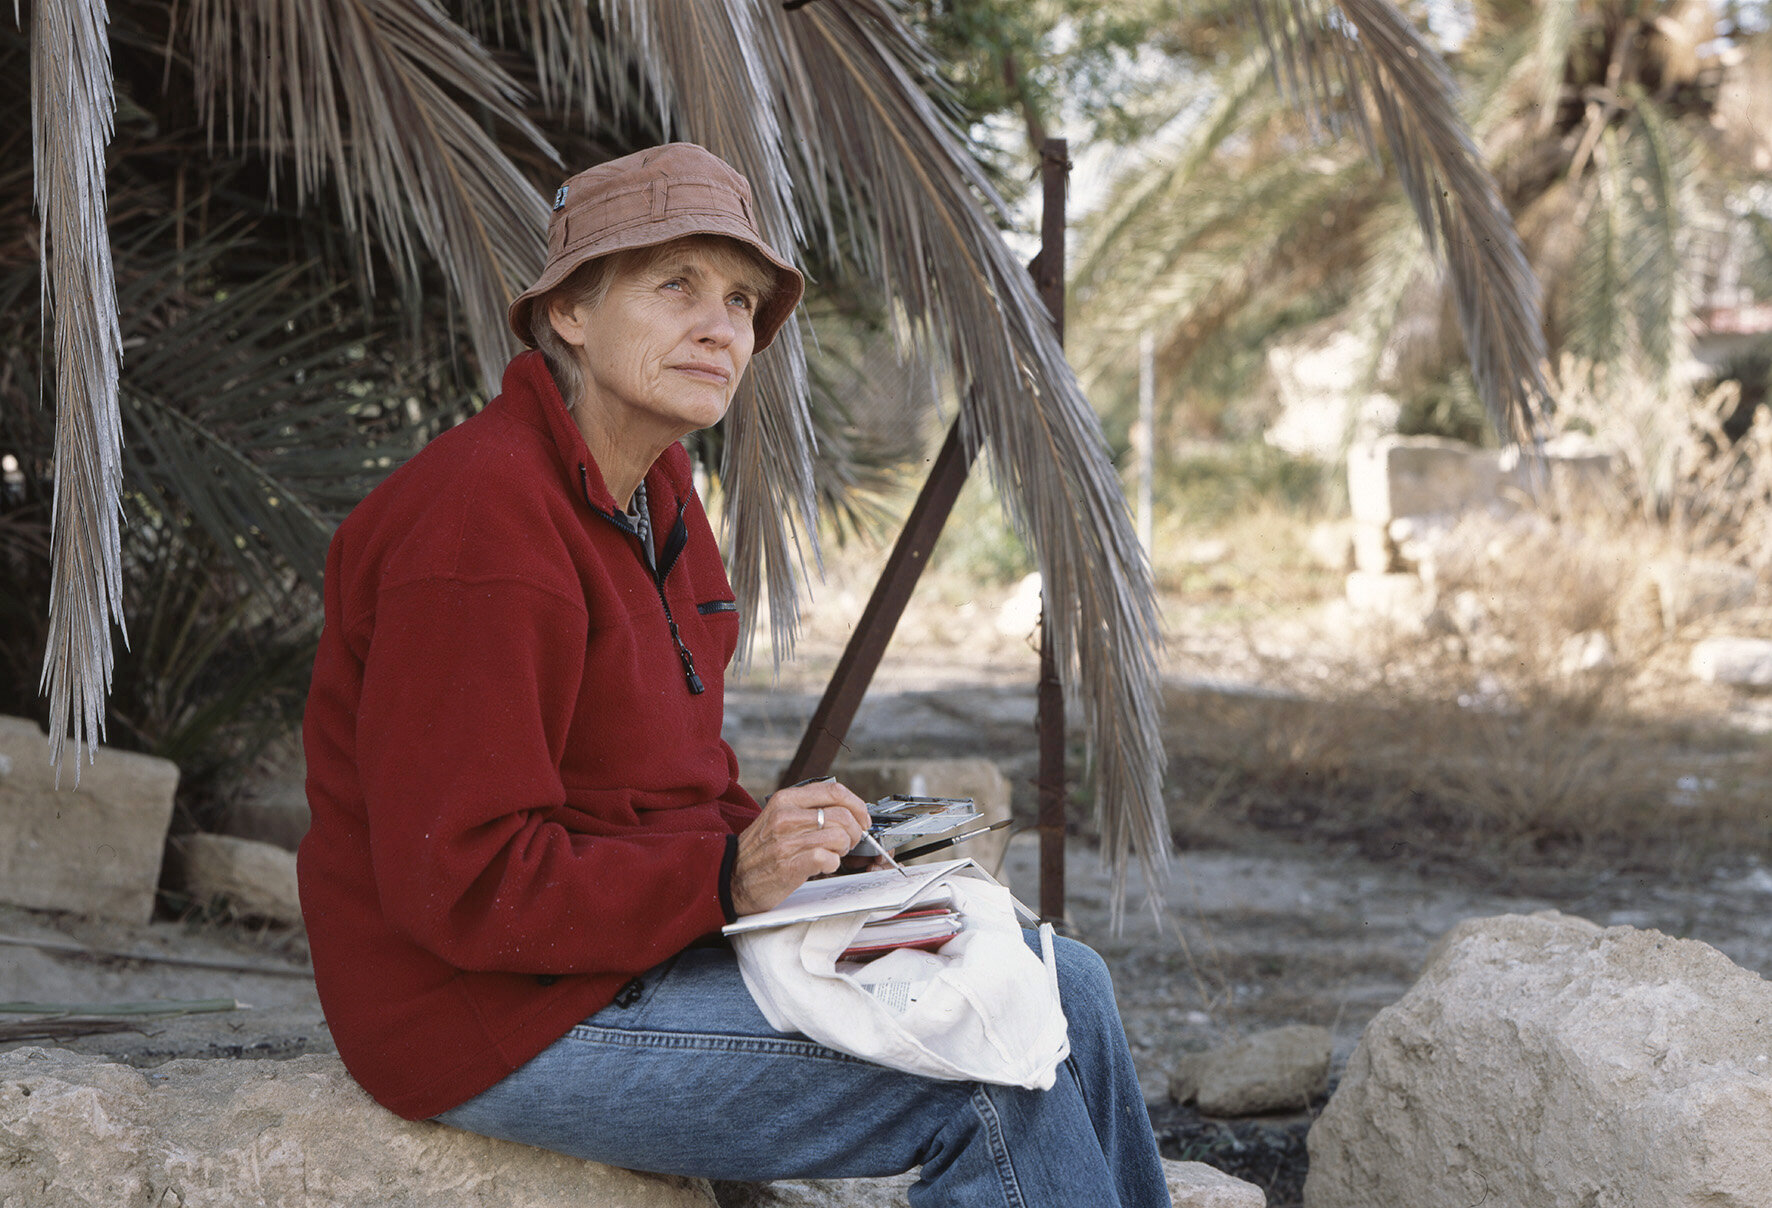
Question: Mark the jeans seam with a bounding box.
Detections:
[1064,1053,1109,1151]
[565,1022,876,1064]
[969,1086,1028,1208]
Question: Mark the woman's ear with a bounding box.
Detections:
[547,296,590,350]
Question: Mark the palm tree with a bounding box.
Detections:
[13,0,1549,906]
[1073,0,1770,456]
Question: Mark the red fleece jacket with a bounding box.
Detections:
[298,351,761,1120]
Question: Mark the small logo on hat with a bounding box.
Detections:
[553,185,570,211]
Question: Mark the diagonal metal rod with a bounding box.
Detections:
[779,418,975,785]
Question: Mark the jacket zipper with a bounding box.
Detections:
[581,464,705,695]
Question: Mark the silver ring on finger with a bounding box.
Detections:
[815,808,825,830]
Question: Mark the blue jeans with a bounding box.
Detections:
[435,933,1168,1207]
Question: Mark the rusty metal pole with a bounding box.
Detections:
[780,421,975,785]
[1033,139,1068,925]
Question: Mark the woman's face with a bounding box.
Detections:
[550,238,770,450]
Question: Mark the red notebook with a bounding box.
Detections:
[840,907,962,961]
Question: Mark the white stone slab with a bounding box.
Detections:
[0,715,178,923]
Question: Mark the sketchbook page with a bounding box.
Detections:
[722,859,979,935]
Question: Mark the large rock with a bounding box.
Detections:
[1304,911,1772,1208]
[1169,1025,1331,1116]
[167,833,304,926]
[0,715,178,923]
[1,1048,1260,1208]
[717,1159,1263,1206]
[0,1047,717,1208]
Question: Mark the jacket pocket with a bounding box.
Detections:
[696,598,738,615]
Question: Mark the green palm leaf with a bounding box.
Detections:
[1619,90,1691,386]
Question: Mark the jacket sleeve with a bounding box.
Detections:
[354,574,733,975]
[715,743,763,834]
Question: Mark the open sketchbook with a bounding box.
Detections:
[722,858,1036,936]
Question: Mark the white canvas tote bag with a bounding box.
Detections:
[731,876,1071,1089]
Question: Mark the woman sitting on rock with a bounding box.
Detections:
[297,142,1168,1207]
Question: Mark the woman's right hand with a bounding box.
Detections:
[730,779,871,916]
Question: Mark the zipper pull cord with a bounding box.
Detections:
[669,618,704,694]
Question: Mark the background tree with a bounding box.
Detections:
[1071,0,1771,462]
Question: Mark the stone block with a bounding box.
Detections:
[1350,523,1392,574]
[1304,911,1772,1208]
[1347,437,1504,526]
[168,833,303,926]
[1304,521,1355,573]
[1162,1159,1269,1207]
[1169,1024,1331,1116]
[1502,437,1617,509]
[1652,559,1757,629]
[1344,572,1436,633]
[0,715,178,923]
[1691,636,1772,688]
[830,757,1013,880]
[0,1047,717,1208]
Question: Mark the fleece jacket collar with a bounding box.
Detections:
[493,349,696,519]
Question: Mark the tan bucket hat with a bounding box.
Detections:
[508,143,805,353]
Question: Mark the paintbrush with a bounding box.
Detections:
[891,819,1012,862]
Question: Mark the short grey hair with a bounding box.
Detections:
[529,235,779,409]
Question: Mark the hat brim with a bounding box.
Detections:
[507,215,804,354]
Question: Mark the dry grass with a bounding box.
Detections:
[1163,683,1771,882]
[1156,492,1772,885]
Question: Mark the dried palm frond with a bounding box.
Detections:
[800,3,1168,912]
[1241,0,1552,443]
[180,0,557,394]
[31,0,125,772]
[0,1017,140,1042]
